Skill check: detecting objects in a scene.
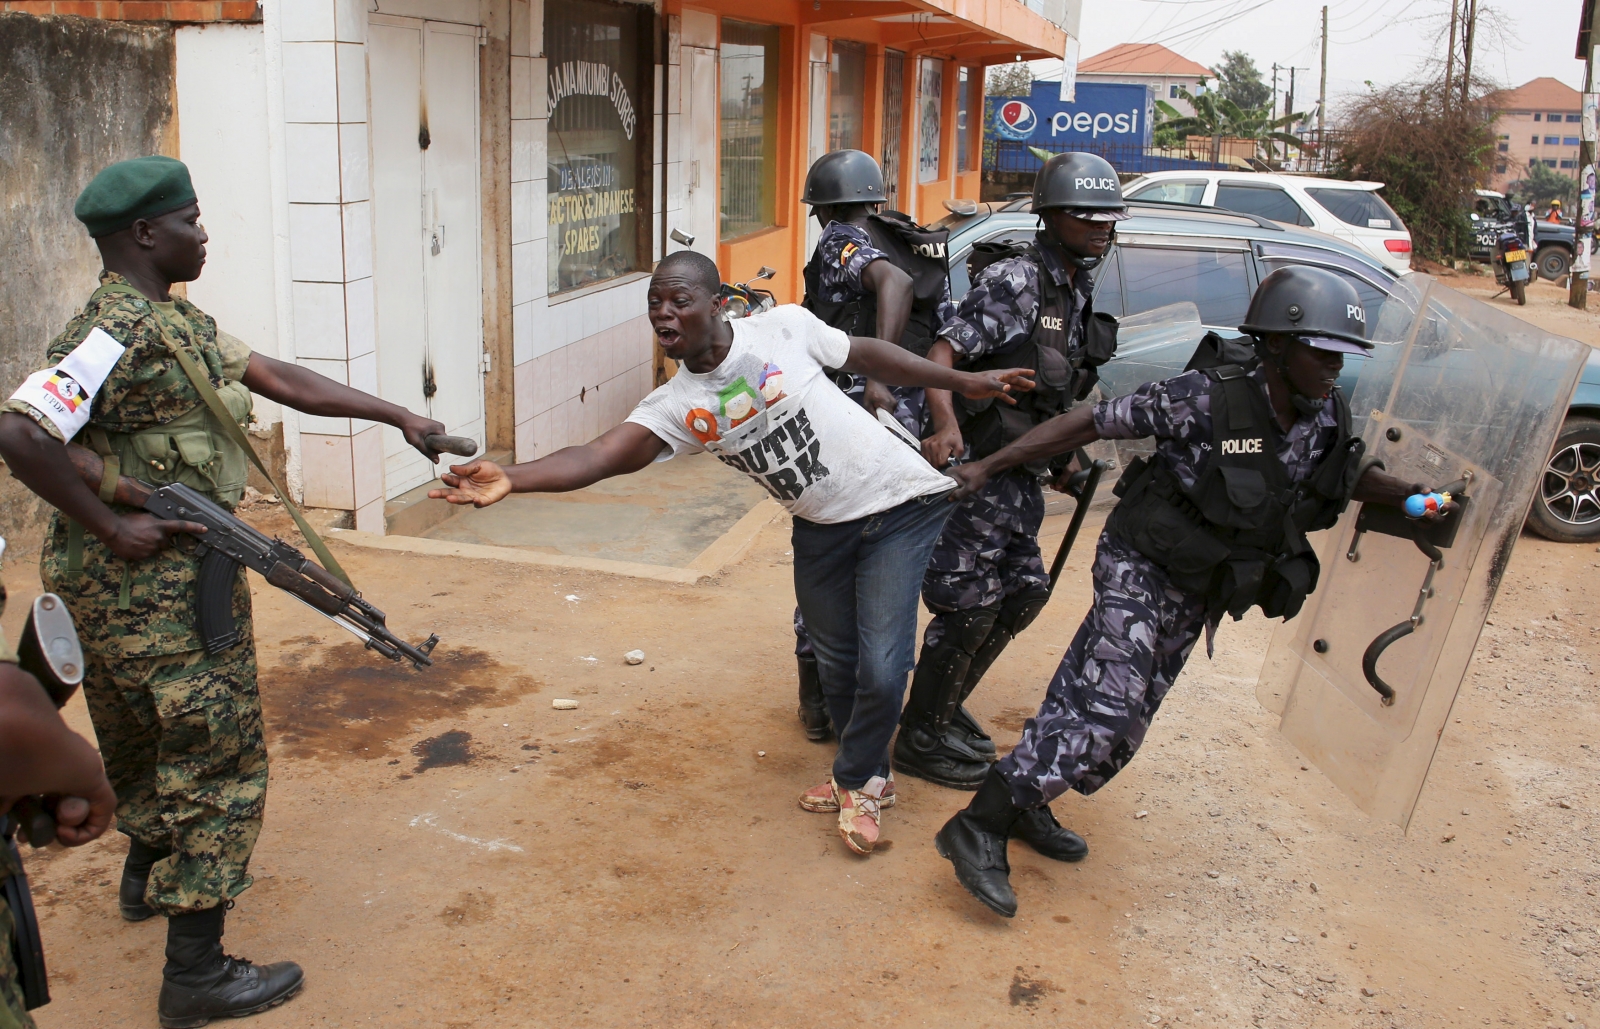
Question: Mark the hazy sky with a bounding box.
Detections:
[1031,0,1586,108]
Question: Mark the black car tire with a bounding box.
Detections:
[1536,246,1573,282]
[1527,416,1600,543]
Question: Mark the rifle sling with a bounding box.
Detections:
[89,282,353,587]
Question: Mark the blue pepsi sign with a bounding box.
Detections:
[989,81,1153,148]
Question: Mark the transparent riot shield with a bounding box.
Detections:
[1092,302,1208,471]
[1257,275,1587,829]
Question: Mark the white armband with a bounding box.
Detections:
[8,327,126,440]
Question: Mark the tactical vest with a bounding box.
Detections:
[955,242,1118,474]
[79,284,253,509]
[1106,365,1366,623]
[802,210,950,357]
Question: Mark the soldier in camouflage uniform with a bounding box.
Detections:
[933,266,1448,918]
[792,149,956,743]
[0,536,118,1029]
[895,154,1126,795]
[0,156,444,1027]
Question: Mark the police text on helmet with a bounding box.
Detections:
[1347,304,1366,323]
[1074,177,1119,192]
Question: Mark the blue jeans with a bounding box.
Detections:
[792,492,955,789]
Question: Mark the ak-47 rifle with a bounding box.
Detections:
[65,444,439,668]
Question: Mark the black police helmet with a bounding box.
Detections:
[802,150,888,206]
[1240,265,1373,354]
[1032,152,1127,217]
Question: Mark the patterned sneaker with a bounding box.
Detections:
[799,773,896,812]
[836,776,889,855]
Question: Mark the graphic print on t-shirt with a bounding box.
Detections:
[714,405,831,502]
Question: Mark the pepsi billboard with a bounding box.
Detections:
[988,81,1153,148]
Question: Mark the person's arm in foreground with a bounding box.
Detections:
[0,665,116,846]
[859,260,913,415]
[840,335,1032,401]
[242,353,444,458]
[428,423,670,508]
[919,338,964,468]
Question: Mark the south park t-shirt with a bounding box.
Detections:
[626,304,954,524]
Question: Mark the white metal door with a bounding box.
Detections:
[369,16,484,499]
[680,45,718,258]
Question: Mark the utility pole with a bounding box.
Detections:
[1288,66,1297,167]
[1460,0,1477,104]
[1570,45,1594,310]
[1444,0,1459,102]
[1272,62,1280,119]
[1317,6,1328,169]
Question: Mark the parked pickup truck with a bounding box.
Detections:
[1470,189,1589,281]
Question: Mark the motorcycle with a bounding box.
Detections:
[1493,230,1531,306]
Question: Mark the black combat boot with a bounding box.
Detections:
[894,608,996,789]
[935,767,1023,917]
[947,587,1049,760]
[949,704,996,760]
[120,836,171,922]
[1012,804,1088,862]
[158,905,304,1028]
[796,654,832,742]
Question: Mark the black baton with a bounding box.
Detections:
[1047,453,1110,594]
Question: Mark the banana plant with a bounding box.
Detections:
[1153,78,1305,164]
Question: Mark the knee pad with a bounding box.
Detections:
[947,605,1001,656]
[996,587,1050,638]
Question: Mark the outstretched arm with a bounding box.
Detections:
[242,353,445,461]
[428,422,669,507]
[945,406,1101,500]
[840,335,1033,401]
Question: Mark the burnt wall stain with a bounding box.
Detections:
[260,641,542,762]
[0,13,175,550]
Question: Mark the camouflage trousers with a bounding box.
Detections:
[81,643,266,915]
[920,469,1047,651]
[0,867,32,1029]
[996,531,1207,808]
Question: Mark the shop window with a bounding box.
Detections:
[829,40,866,152]
[720,20,781,241]
[956,66,974,173]
[917,57,943,184]
[545,0,647,295]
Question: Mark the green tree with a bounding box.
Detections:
[1507,160,1578,208]
[986,62,1033,97]
[1215,51,1271,112]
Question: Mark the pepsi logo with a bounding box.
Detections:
[996,100,1038,141]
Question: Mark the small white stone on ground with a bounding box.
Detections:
[624,650,645,665]
[1135,810,1149,819]
[552,699,579,710]
[757,751,766,757]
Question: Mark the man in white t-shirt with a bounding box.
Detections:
[430,250,1033,856]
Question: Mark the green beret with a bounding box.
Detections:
[74,156,197,238]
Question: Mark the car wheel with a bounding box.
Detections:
[1536,246,1572,281]
[1527,416,1600,543]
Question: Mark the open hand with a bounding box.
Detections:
[401,415,449,463]
[106,512,207,562]
[945,461,991,502]
[921,423,963,469]
[428,460,512,507]
[959,368,1035,405]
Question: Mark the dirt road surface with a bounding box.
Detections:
[9,275,1600,1029]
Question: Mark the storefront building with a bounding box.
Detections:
[0,0,1064,533]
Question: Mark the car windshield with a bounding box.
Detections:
[1306,188,1406,232]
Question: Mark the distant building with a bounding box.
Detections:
[1076,43,1212,117]
[1485,77,1583,193]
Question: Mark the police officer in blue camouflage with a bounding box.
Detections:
[931,265,1452,917]
[792,149,957,741]
[894,153,1123,797]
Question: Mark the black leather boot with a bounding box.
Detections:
[158,906,304,1028]
[949,704,996,760]
[1012,804,1088,862]
[935,767,1022,917]
[948,587,1049,760]
[120,836,171,922]
[896,608,997,789]
[796,654,831,742]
